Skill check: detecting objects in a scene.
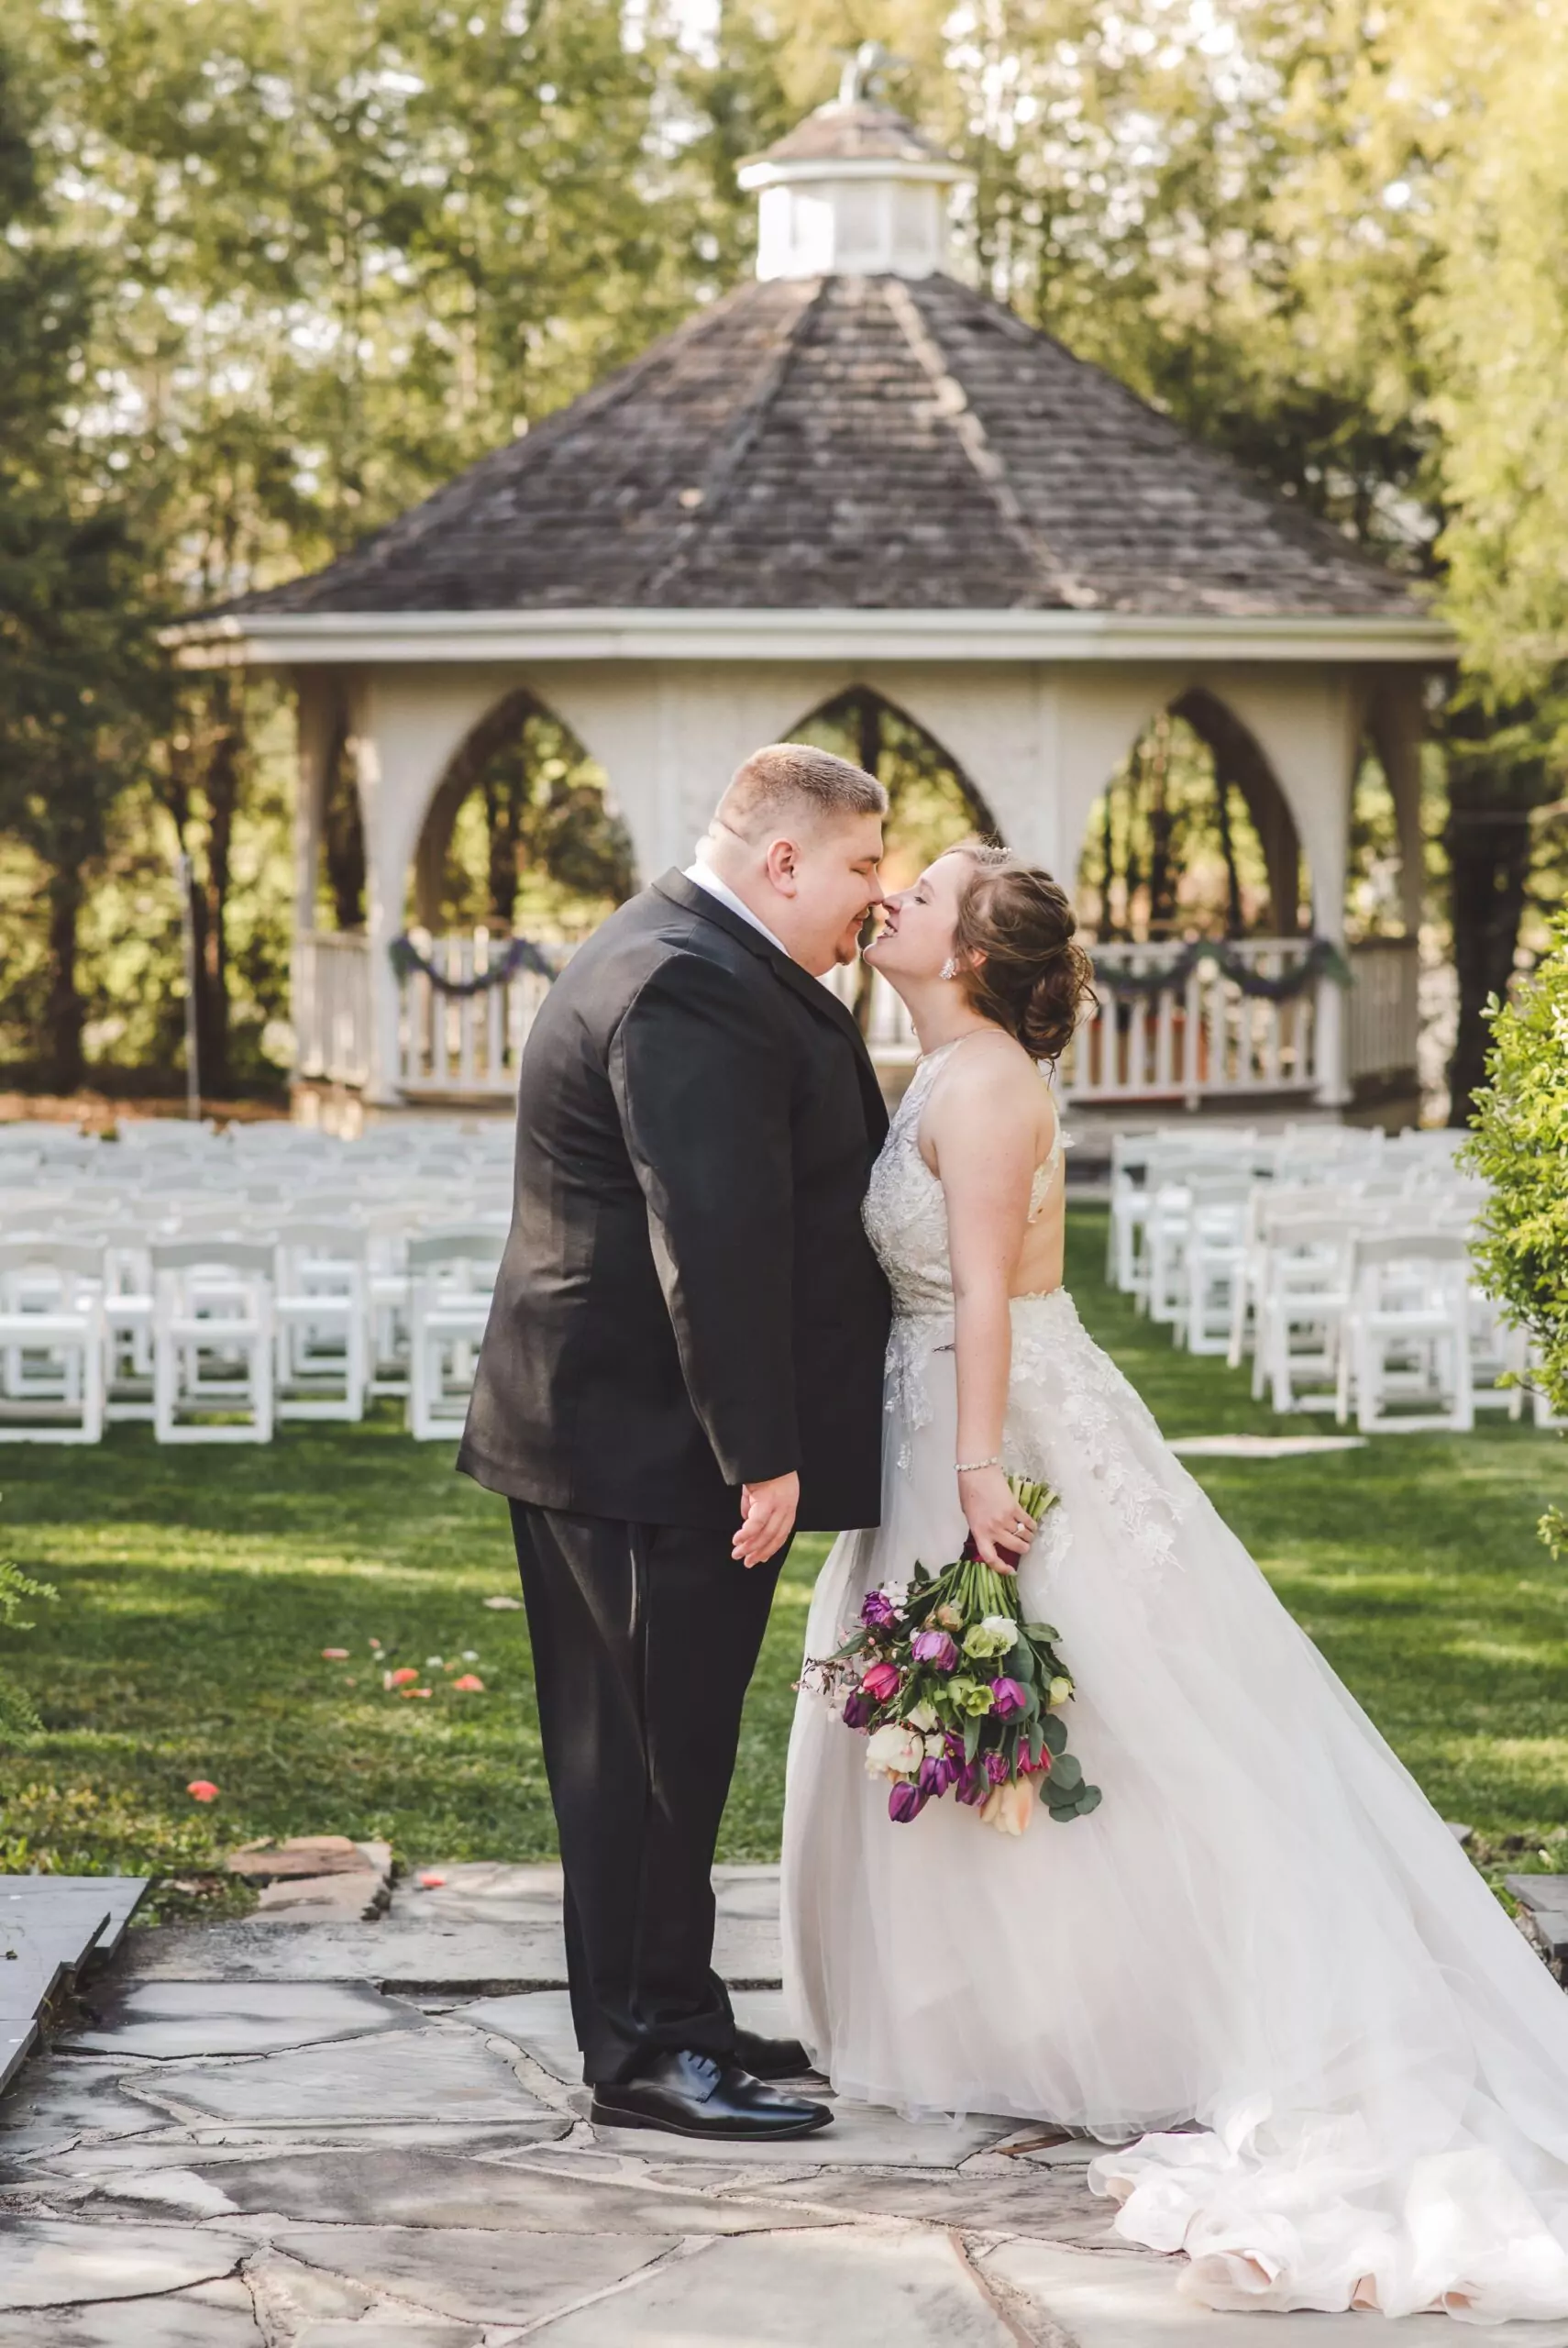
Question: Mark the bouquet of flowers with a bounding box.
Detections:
[803,1475,1101,1835]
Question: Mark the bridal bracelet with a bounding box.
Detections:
[955,1454,1000,1474]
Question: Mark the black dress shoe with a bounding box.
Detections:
[732,2026,814,2080]
[591,2049,832,2141]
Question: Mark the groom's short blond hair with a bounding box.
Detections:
[718,744,888,843]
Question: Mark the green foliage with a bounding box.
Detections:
[0,1556,56,1745]
[1463,916,1568,1549]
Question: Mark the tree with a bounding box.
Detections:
[9,0,713,1086]
[0,31,158,1088]
[1463,914,1568,1551]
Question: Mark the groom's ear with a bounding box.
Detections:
[763,836,801,895]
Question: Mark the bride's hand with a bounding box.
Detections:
[958,1464,1035,1572]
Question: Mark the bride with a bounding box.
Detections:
[781,843,1568,2320]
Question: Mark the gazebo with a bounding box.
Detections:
[172,75,1451,1124]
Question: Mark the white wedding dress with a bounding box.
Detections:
[782,1042,1568,2320]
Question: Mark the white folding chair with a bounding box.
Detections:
[152,1239,275,1444]
[1180,1185,1253,1356]
[1339,1232,1474,1434]
[0,1240,105,1443]
[95,1224,156,1423]
[406,1229,503,1440]
[1106,1133,1157,1294]
[1253,1216,1358,1413]
[273,1224,369,1423]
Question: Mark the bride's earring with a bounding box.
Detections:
[939,955,960,981]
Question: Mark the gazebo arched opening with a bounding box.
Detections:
[786,685,996,1056]
[1064,690,1346,1113]
[410,688,635,942]
[1076,692,1307,946]
[787,685,999,885]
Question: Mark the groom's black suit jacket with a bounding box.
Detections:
[458,871,892,1533]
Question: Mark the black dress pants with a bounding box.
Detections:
[509,1501,787,2086]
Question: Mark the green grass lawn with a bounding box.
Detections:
[0,1208,1562,1916]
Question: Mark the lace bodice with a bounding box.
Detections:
[863,1040,1063,1318]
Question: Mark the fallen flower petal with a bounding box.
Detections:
[388,1666,420,1687]
[452,1674,485,1692]
[321,1647,349,1660]
[401,1687,433,1699]
[461,1650,479,1661]
[426,1656,443,1667]
[186,1780,219,1802]
[417,1870,446,1889]
[482,1595,524,1611]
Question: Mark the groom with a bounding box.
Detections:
[459,743,892,2141]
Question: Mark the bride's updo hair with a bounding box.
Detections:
[949,847,1097,1064]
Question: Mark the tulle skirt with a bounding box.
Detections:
[781,1290,1568,2319]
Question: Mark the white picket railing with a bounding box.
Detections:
[1346,936,1420,1085]
[395,931,555,1098]
[293,927,1419,1111]
[293,931,370,1088]
[1062,938,1328,1105]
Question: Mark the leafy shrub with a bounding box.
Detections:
[0,1558,56,1744]
[1464,915,1568,1550]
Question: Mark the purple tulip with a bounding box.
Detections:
[918,1753,955,1800]
[888,1779,928,1824]
[990,1677,1028,1718]
[955,1761,989,1806]
[860,1589,898,1630]
[911,1628,959,1673]
[944,1729,966,1764]
[861,1660,901,1702]
[984,1751,1011,1785]
[841,1690,876,1731]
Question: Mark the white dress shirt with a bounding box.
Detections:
[682,859,791,959]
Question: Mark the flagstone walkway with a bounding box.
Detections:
[2,1866,1563,2345]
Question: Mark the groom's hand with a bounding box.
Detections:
[734,1471,800,1568]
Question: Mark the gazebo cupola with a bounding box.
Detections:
[739,50,968,282]
[171,64,1452,1124]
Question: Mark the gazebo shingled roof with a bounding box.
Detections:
[222,271,1419,625]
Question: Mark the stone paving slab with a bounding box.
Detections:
[122,2025,563,2130]
[271,2224,674,2329]
[525,2221,1021,2344]
[85,2143,848,2236]
[60,1979,424,2060]
[124,1863,785,1993]
[763,2159,1120,2244]
[0,2055,162,2166]
[0,2216,250,2309]
[0,2279,263,2344]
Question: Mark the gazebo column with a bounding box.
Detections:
[1369,673,1428,939]
[293,670,343,936]
[1213,670,1364,1108]
[348,670,503,1106]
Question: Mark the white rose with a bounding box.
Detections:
[865,1722,924,1780]
[904,1700,938,1733]
[978,1615,1019,1653]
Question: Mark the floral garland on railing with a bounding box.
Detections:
[1097,936,1352,1004]
[389,933,558,996]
